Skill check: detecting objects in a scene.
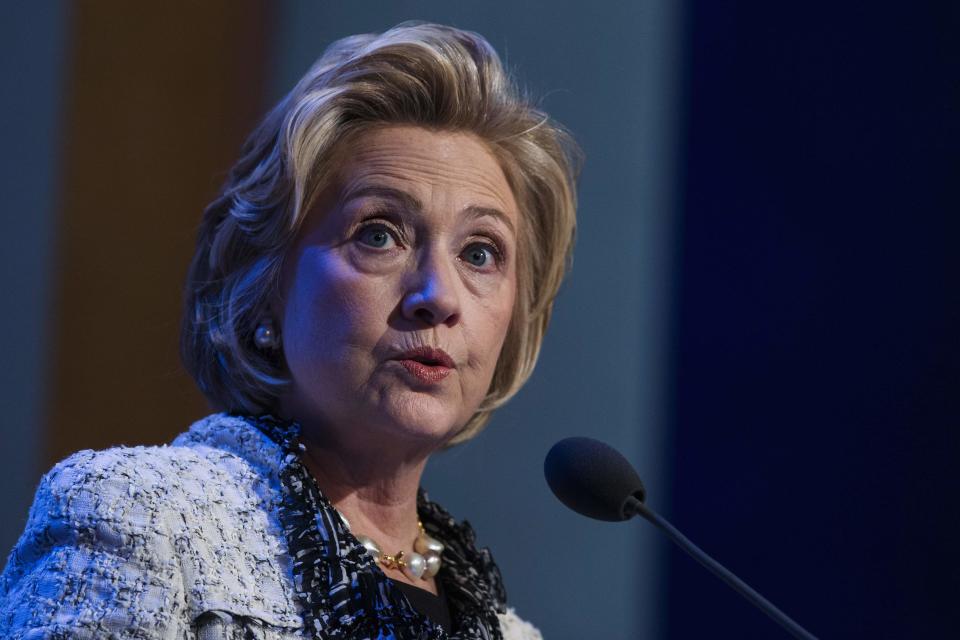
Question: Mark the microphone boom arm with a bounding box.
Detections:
[626,497,818,640]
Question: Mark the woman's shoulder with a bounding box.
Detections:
[44,440,207,486]
[1,415,303,635]
[16,418,288,579]
[31,413,295,572]
[30,443,210,531]
[38,413,285,514]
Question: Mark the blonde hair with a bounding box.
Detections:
[181,21,581,444]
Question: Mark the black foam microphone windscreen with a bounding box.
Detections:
[544,436,646,521]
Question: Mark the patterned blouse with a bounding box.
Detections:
[0,413,542,640]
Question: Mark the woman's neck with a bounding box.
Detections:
[290,419,443,595]
[298,428,430,556]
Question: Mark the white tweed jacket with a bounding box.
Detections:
[0,414,541,640]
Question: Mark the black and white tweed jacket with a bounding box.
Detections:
[0,413,541,639]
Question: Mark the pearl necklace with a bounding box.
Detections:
[339,512,444,581]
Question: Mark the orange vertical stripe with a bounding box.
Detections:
[47,3,273,465]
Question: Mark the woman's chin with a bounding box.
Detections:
[374,396,466,448]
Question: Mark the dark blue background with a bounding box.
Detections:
[667,2,959,637]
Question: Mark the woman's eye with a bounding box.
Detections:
[356,224,397,249]
[461,242,499,268]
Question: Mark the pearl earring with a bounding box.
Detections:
[254,319,280,350]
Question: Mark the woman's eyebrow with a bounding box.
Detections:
[342,184,515,237]
[341,184,422,212]
[462,205,516,238]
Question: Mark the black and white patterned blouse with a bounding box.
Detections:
[0,413,543,640]
[252,413,511,639]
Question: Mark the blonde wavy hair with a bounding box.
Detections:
[181,21,581,444]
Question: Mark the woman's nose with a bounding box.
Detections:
[401,256,461,327]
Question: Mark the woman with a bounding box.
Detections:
[0,22,579,639]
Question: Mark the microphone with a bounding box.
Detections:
[544,437,818,640]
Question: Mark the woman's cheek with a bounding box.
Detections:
[459,265,512,299]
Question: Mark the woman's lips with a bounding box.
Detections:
[396,359,453,383]
[390,346,456,384]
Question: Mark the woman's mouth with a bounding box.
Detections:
[392,347,455,384]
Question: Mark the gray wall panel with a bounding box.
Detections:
[0,2,69,555]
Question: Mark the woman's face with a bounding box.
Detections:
[278,125,519,453]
